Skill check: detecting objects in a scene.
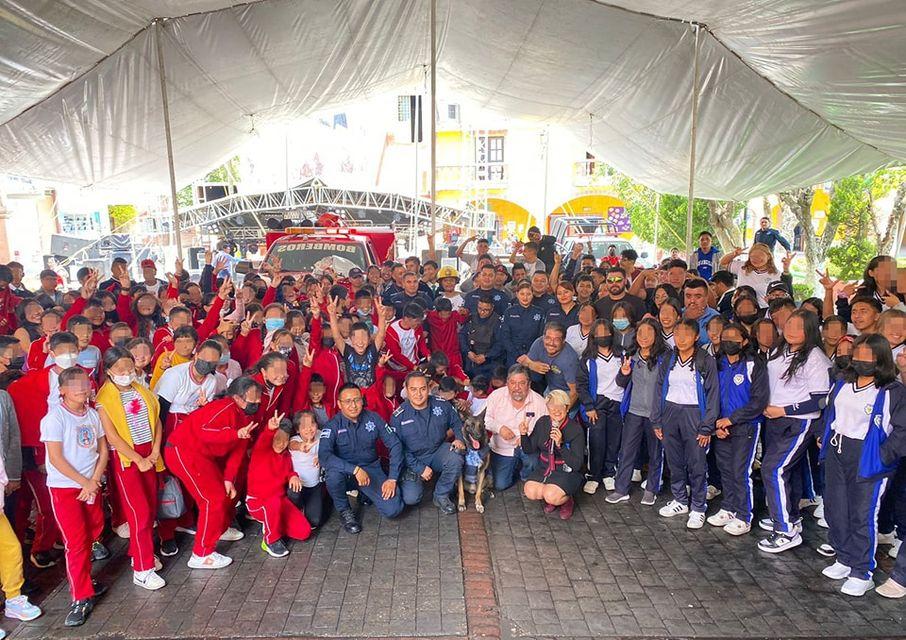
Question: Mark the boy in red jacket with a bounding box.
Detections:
[246,414,311,557]
[384,304,430,390]
[425,298,468,368]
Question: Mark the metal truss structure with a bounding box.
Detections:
[178,178,496,241]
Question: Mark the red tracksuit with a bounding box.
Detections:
[49,487,103,601]
[246,429,311,544]
[425,310,468,367]
[384,319,430,389]
[111,441,158,571]
[251,368,296,428]
[306,316,343,404]
[8,367,60,553]
[164,398,251,556]
[294,364,337,418]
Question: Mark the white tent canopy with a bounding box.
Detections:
[1,0,905,200]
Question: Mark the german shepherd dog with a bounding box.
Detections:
[457,409,492,513]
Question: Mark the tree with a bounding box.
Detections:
[778,185,837,294]
[108,204,138,230]
[707,200,743,253]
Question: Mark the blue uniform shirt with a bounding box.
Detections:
[390,397,464,474]
[499,303,545,365]
[319,409,403,480]
[464,288,510,316]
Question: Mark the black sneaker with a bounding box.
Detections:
[339,509,361,534]
[91,580,108,599]
[433,495,457,515]
[64,599,93,627]
[91,541,110,561]
[261,538,289,558]
[30,551,57,569]
[159,539,179,557]
[20,579,39,596]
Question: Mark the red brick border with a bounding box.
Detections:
[458,510,501,639]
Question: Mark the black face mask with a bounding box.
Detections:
[594,336,613,348]
[322,337,335,349]
[722,341,743,356]
[737,313,759,325]
[851,361,875,378]
[7,356,24,371]
[834,355,851,370]
[105,310,119,323]
[112,337,129,348]
[193,360,216,376]
[243,401,260,416]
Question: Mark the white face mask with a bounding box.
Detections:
[53,352,78,369]
[111,372,134,387]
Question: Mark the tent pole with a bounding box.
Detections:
[654,192,661,260]
[155,19,183,259]
[430,0,437,248]
[685,24,701,257]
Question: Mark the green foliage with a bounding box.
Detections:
[792,283,816,301]
[610,173,709,250]
[176,185,193,209]
[107,204,137,230]
[827,236,875,281]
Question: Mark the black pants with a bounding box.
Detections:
[287,484,329,529]
[614,412,663,495]
[661,402,709,513]
[712,422,760,523]
[587,396,623,481]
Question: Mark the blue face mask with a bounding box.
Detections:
[613,318,630,331]
[264,318,285,332]
[77,348,99,369]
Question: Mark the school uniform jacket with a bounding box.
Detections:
[247,427,298,498]
[167,397,253,483]
[650,349,720,436]
[716,355,770,429]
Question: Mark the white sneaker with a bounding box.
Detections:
[641,479,647,490]
[4,595,42,621]
[219,527,244,541]
[841,577,874,597]
[821,561,851,580]
[798,497,819,509]
[603,477,616,491]
[114,522,131,539]
[631,469,642,483]
[876,577,906,599]
[723,518,751,536]
[706,485,721,500]
[133,569,166,590]
[686,511,706,529]
[758,532,802,554]
[813,498,824,520]
[187,552,232,569]
[889,538,902,558]
[174,525,196,535]
[817,517,828,529]
[706,509,735,527]
[758,517,774,531]
[658,500,689,518]
[582,480,599,495]
[877,531,897,546]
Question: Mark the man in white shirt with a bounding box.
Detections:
[483,365,548,491]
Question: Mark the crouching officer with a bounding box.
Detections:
[392,371,465,514]
[320,383,404,534]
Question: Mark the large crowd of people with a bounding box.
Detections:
[0,218,903,631]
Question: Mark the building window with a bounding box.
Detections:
[487,136,504,162]
[397,96,411,122]
[447,104,460,120]
[475,135,505,181]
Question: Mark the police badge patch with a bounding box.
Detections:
[432,405,444,416]
[733,374,744,385]
[365,421,376,432]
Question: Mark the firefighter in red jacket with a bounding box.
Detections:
[164,376,263,570]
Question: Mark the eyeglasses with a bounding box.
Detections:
[606,277,624,283]
[339,397,363,405]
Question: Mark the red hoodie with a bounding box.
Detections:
[167,397,252,483]
[305,316,342,404]
[425,309,468,366]
[384,318,430,372]
[247,428,298,498]
[294,363,337,418]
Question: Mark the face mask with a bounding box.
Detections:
[105,310,119,323]
[7,356,24,371]
[112,337,129,348]
[722,341,743,356]
[322,337,335,349]
[594,336,613,348]
[218,351,231,366]
[851,361,875,377]
[77,349,99,369]
[613,319,630,331]
[243,401,260,416]
[737,313,759,325]
[834,355,851,370]
[54,353,78,369]
[193,359,216,376]
[265,318,285,332]
[111,372,134,386]
[278,346,293,357]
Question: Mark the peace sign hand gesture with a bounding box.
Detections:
[268,411,285,431]
[240,312,253,336]
[237,422,258,439]
[302,347,314,368]
[218,276,234,300]
[620,355,632,376]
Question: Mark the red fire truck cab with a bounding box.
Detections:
[262,226,395,277]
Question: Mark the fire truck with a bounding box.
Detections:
[261,225,396,277]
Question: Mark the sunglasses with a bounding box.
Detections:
[606,277,624,283]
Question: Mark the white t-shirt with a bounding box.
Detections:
[591,354,624,402]
[830,382,891,440]
[665,356,698,405]
[565,325,590,357]
[729,260,781,308]
[442,293,465,311]
[40,404,103,489]
[48,369,61,409]
[661,331,676,349]
[390,320,417,362]
[767,347,831,419]
[289,436,321,487]
[154,362,224,414]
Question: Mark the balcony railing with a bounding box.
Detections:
[435,163,508,190]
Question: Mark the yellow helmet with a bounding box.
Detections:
[437,266,460,281]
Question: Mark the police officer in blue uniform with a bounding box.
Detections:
[464,264,510,316]
[391,371,466,514]
[530,271,558,316]
[500,281,545,367]
[320,383,405,533]
[387,271,433,318]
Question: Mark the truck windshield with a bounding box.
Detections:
[268,241,367,276]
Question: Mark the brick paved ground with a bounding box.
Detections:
[486,489,906,639]
[7,500,467,640]
[5,487,906,639]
